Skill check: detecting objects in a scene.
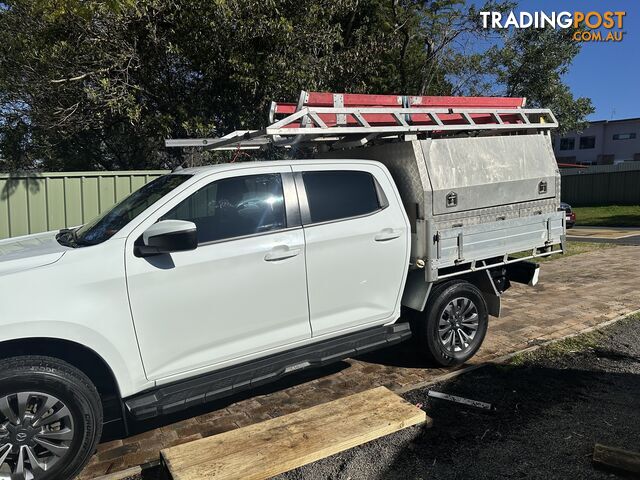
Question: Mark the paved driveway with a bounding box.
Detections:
[79,245,640,479]
[568,226,640,245]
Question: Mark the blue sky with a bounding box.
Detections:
[500,0,638,120]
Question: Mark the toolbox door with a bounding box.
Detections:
[422,135,558,215]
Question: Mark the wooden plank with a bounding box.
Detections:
[162,387,428,480]
[593,443,640,474]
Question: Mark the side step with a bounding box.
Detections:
[125,323,411,420]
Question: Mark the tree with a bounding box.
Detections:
[0,0,592,171]
[489,27,594,134]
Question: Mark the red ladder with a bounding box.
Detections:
[166,91,556,151]
[270,91,527,128]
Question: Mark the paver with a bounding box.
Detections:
[80,245,639,478]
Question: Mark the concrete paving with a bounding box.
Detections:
[79,245,640,479]
[567,226,640,245]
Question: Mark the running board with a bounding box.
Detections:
[125,323,411,420]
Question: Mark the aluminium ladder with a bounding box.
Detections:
[165,90,558,151]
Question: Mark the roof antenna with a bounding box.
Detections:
[172,160,187,172]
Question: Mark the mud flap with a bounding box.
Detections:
[506,261,540,287]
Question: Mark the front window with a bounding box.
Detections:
[161,173,286,244]
[72,174,191,246]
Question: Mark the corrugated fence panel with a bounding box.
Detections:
[82,176,100,222]
[0,171,168,239]
[64,177,83,228]
[8,179,29,237]
[98,176,114,214]
[46,178,66,231]
[561,168,640,206]
[28,177,48,234]
[115,176,132,202]
[0,178,9,239]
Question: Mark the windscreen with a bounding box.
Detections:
[74,174,191,245]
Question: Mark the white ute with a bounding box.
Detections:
[0,91,566,478]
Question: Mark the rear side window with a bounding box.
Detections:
[302,170,381,224]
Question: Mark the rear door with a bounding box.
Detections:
[291,163,410,337]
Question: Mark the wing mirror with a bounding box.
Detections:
[135,220,198,257]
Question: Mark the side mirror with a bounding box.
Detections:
[135,220,198,257]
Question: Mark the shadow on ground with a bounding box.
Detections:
[106,361,352,440]
[276,317,640,480]
[104,324,439,442]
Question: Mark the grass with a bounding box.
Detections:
[509,331,601,366]
[512,241,615,263]
[545,241,615,261]
[508,312,640,367]
[572,205,640,228]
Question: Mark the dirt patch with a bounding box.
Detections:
[275,314,640,480]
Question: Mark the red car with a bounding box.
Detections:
[561,202,576,228]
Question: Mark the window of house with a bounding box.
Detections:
[161,173,286,243]
[613,133,637,140]
[302,170,381,224]
[559,138,575,150]
[579,136,596,149]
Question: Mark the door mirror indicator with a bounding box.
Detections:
[135,220,198,257]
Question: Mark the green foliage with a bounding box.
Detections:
[0,0,593,170]
[489,27,594,133]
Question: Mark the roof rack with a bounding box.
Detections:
[166,91,558,151]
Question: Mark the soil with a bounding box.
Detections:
[134,315,640,480]
[275,315,640,480]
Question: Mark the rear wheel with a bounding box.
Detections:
[0,356,102,479]
[416,280,489,366]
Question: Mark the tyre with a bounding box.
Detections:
[0,355,103,479]
[416,280,489,366]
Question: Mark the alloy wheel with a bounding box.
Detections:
[438,297,479,353]
[0,392,74,479]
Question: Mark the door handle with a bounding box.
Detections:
[375,228,401,242]
[264,246,301,261]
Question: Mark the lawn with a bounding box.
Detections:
[513,240,615,263]
[543,241,615,262]
[572,205,640,228]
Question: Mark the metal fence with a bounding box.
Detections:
[0,171,168,239]
[561,163,640,206]
[3,165,638,239]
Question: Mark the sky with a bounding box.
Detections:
[493,0,639,121]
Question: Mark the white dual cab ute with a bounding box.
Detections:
[0,92,565,479]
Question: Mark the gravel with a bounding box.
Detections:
[131,315,640,480]
[274,315,640,480]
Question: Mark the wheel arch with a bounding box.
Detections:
[403,269,505,317]
[0,337,121,400]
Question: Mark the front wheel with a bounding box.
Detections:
[416,280,489,367]
[0,356,103,479]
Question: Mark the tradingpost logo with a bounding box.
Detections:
[480,10,626,42]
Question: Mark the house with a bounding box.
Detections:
[553,117,640,165]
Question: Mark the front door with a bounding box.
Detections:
[125,167,311,381]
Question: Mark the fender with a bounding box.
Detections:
[0,321,153,397]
